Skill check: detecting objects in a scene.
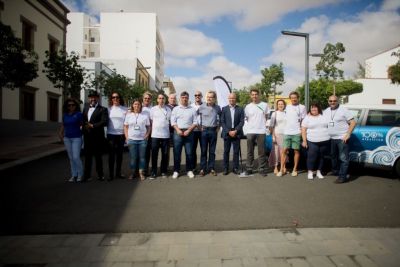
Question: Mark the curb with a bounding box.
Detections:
[0,147,65,172]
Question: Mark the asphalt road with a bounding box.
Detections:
[1,140,400,235]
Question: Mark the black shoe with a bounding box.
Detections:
[83,177,92,182]
[223,169,229,175]
[334,178,346,184]
[97,176,105,181]
[233,168,240,175]
[116,174,126,179]
[150,173,157,180]
[107,177,114,181]
[259,169,268,177]
[245,170,253,175]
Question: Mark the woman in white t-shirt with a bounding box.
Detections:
[301,103,330,180]
[269,99,287,175]
[107,92,128,180]
[124,99,151,180]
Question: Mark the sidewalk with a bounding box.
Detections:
[1,228,400,266]
[0,119,65,171]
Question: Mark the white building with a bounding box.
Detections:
[67,12,164,90]
[348,45,400,105]
[0,0,69,122]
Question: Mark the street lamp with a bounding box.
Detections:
[281,30,310,110]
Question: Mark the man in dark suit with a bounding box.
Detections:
[82,90,109,181]
[221,93,244,175]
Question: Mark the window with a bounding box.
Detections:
[90,51,95,57]
[366,110,400,127]
[21,16,36,51]
[48,35,59,55]
[382,99,396,105]
[47,93,60,122]
[20,86,37,120]
[85,34,87,40]
[90,37,95,42]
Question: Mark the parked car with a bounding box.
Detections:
[265,104,400,176]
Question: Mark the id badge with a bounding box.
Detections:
[134,125,140,130]
[329,122,334,127]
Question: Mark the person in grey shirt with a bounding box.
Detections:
[170,91,197,179]
[191,90,203,172]
[198,90,221,176]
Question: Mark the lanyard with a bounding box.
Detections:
[159,106,168,120]
[330,108,338,121]
[134,113,140,125]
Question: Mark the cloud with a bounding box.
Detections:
[171,56,261,98]
[163,27,223,58]
[381,0,400,11]
[85,0,338,30]
[165,57,198,68]
[263,5,400,94]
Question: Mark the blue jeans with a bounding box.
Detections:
[200,128,218,171]
[331,139,350,180]
[307,140,330,171]
[64,137,83,178]
[192,131,202,170]
[128,139,147,171]
[173,132,194,172]
[151,138,169,174]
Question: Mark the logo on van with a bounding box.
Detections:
[360,131,384,142]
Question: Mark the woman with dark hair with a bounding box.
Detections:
[301,102,330,180]
[269,99,287,175]
[58,98,83,182]
[107,92,128,180]
[124,99,151,180]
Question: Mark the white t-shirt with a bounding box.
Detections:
[323,105,354,139]
[271,110,287,135]
[124,112,150,140]
[191,102,203,131]
[283,104,307,135]
[301,114,330,142]
[245,102,269,134]
[107,105,128,135]
[150,105,172,138]
[142,105,152,119]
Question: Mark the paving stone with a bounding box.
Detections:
[208,244,233,259]
[368,254,400,267]
[352,255,379,267]
[167,244,188,260]
[241,257,267,267]
[329,255,359,267]
[192,232,213,244]
[286,257,310,267]
[81,234,105,247]
[283,232,305,242]
[262,230,287,242]
[148,233,175,245]
[155,260,177,267]
[129,248,150,261]
[319,240,369,255]
[297,229,324,241]
[358,240,391,255]
[119,234,152,247]
[110,262,133,267]
[187,244,209,260]
[132,261,155,267]
[173,232,194,244]
[84,247,112,262]
[175,259,199,267]
[62,235,87,247]
[146,245,169,261]
[247,243,273,258]
[231,245,251,258]
[264,257,290,267]
[221,258,242,267]
[211,232,236,244]
[327,228,358,240]
[41,247,72,263]
[265,242,312,257]
[100,234,122,246]
[306,256,336,267]
[66,262,92,267]
[88,262,114,267]
[198,259,222,267]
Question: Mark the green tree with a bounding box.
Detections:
[388,50,400,85]
[297,79,363,109]
[0,21,38,89]
[234,84,268,107]
[92,71,146,105]
[43,50,87,99]
[353,62,365,79]
[260,63,285,108]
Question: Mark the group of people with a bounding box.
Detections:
[59,88,355,184]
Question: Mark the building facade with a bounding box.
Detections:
[348,45,400,105]
[162,77,176,96]
[1,0,69,122]
[67,12,164,91]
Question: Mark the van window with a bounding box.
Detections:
[366,110,400,127]
[348,109,361,122]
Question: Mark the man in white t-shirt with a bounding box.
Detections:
[142,92,153,175]
[323,95,356,184]
[279,91,307,177]
[150,94,172,179]
[244,89,269,176]
[191,90,203,172]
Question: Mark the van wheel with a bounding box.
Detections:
[395,159,400,178]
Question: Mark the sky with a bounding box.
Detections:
[63,0,400,96]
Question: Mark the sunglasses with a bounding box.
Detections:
[195,94,202,97]
[67,104,76,107]
[112,96,120,99]
[329,100,337,103]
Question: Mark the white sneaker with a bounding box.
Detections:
[68,177,75,182]
[172,172,179,179]
[187,171,195,178]
[316,170,324,179]
[307,171,314,180]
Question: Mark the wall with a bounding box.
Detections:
[348,79,400,105]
